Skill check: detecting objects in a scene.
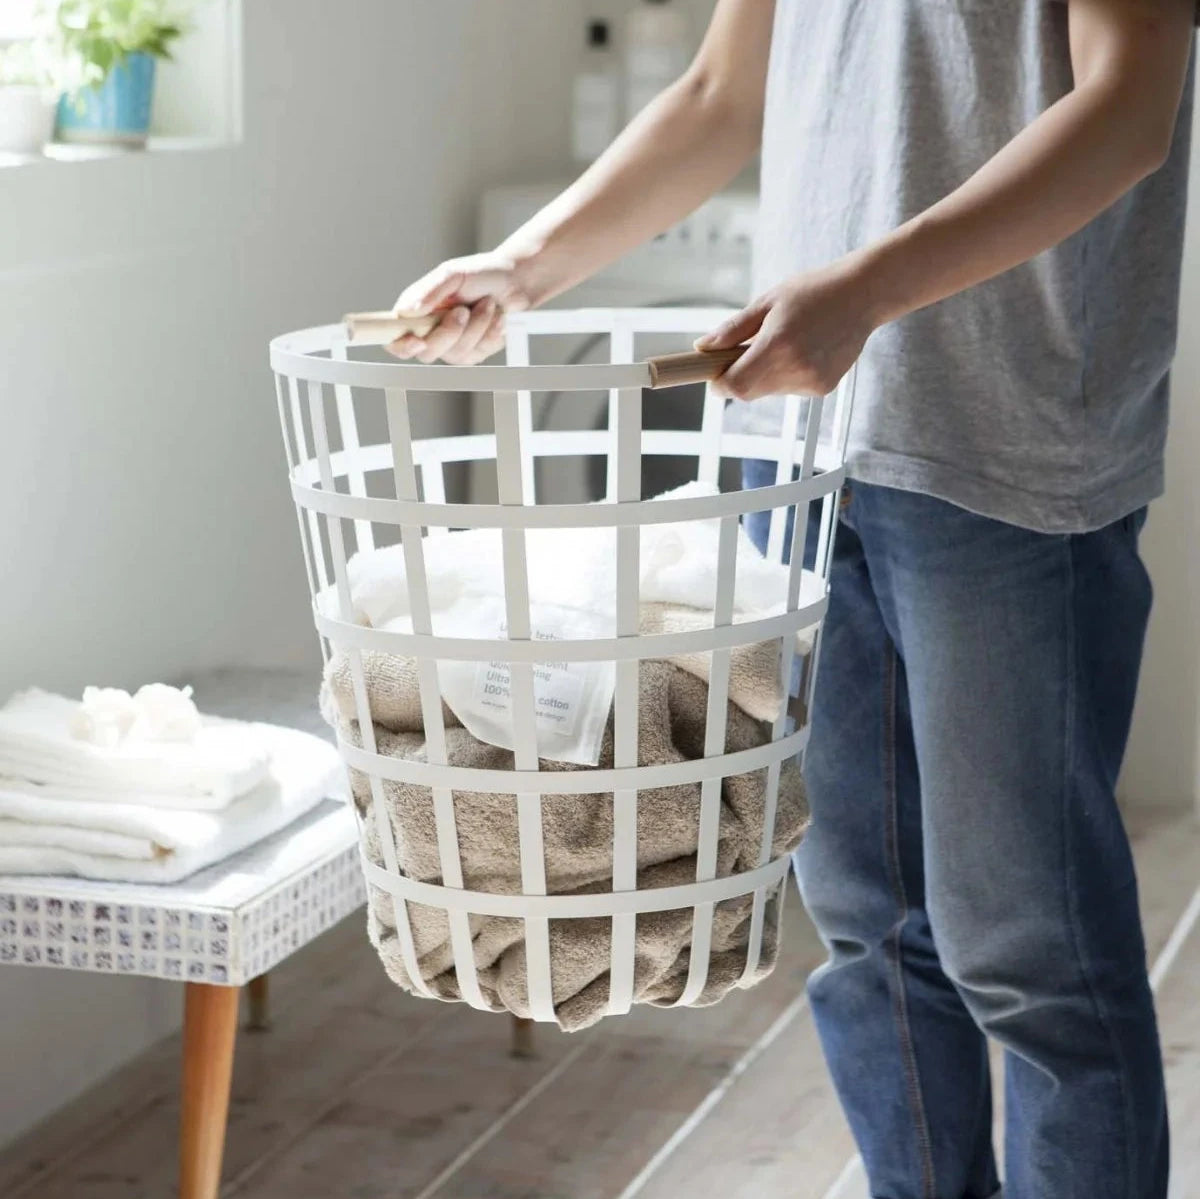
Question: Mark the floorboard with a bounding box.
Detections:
[631,907,852,1199]
[435,895,825,1199]
[1161,888,1200,1199]
[226,1005,581,1199]
[0,808,1195,1199]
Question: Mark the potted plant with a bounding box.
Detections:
[0,38,61,155]
[54,0,190,147]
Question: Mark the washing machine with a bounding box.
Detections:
[472,180,758,503]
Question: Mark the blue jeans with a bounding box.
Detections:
[743,464,1168,1199]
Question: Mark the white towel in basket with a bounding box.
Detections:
[322,481,821,765]
[324,602,806,734]
[0,722,344,882]
[340,481,813,630]
[0,690,271,810]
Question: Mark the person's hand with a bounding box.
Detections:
[695,256,880,400]
[387,250,535,364]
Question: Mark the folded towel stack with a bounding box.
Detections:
[0,686,344,882]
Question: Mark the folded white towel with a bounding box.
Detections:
[0,722,344,882]
[336,480,816,634]
[0,690,272,810]
[0,820,155,860]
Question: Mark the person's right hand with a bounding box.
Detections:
[387,250,534,364]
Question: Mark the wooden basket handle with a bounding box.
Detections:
[344,310,441,343]
[343,311,745,388]
[645,346,745,389]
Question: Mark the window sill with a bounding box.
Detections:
[0,136,235,171]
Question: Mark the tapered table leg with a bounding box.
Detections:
[246,972,270,1032]
[179,982,240,1199]
[510,1014,536,1059]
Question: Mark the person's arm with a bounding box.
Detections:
[701,0,1195,400]
[388,0,774,364]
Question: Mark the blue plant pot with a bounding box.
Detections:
[57,52,156,146]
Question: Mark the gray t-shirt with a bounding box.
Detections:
[730,0,1195,533]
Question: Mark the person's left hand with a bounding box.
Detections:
[695,256,881,401]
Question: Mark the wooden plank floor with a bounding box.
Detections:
[1162,889,1200,1199]
[0,807,1196,1199]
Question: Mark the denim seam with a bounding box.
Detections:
[1061,534,1137,1196]
[880,642,938,1199]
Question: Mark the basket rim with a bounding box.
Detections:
[271,306,748,393]
[271,323,656,393]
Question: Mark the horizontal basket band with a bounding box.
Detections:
[292,430,844,486]
[314,600,825,663]
[359,850,792,918]
[337,722,808,794]
[291,460,844,531]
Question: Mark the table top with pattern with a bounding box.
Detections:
[0,669,363,987]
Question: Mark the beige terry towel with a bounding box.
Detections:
[325,648,808,1032]
[637,602,813,723]
[327,602,812,731]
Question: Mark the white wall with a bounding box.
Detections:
[8,0,1187,1153]
[0,0,630,1148]
[1120,87,1200,814]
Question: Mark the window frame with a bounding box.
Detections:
[0,0,39,44]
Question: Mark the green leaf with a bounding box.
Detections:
[50,0,198,87]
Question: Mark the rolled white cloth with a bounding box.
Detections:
[69,683,203,747]
[0,689,272,809]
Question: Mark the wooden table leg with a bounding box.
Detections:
[509,1015,536,1059]
[246,972,270,1032]
[179,982,240,1199]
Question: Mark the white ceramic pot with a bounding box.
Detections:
[0,85,56,154]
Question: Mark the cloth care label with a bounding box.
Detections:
[434,597,615,766]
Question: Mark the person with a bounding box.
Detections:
[388,2,1196,1195]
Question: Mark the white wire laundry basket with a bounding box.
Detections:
[269,307,854,1023]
